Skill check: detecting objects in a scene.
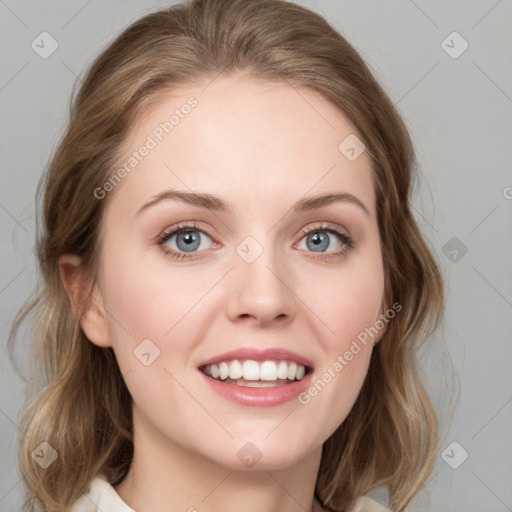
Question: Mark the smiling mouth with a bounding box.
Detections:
[199,359,312,387]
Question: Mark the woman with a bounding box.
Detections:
[9,0,444,510]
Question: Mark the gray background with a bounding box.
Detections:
[1,0,511,510]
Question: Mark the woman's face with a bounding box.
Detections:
[90,73,384,469]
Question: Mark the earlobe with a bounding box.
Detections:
[58,254,112,348]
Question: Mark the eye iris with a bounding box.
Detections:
[307,232,329,252]
[176,231,200,252]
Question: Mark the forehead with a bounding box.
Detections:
[106,74,376,218]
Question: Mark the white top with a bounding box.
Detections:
[70,475,391,512]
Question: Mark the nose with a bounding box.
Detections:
[225,240,297,328]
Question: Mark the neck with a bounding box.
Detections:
[114,404,323,512]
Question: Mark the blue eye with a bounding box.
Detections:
[295,223,355,261]
[157,223,213,260]
[157,222,354,262]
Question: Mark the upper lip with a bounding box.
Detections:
[198,347,314,369]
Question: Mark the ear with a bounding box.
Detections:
[58,254,112,348]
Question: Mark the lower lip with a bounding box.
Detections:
[198,369,314,407]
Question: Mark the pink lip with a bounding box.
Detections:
[197,347,314,369]
[198,369,314,407]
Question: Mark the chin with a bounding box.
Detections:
[199,434,316,472]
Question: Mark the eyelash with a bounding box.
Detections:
[156,222,355,262]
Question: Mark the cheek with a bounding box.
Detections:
[101,250,213,349]
[100,255,206,404]
[299,267,381,426]
[306,256,383,418]
[308,258,384,351]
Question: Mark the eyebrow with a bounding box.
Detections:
[135,189,371,217]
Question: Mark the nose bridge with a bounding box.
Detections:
[226,229,297,325]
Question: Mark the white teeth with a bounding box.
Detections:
[201,359,309,383]
[242,360,260,381]
[260,361,277,381]
[277,361,289,379]
[288,361,297,380]
[229,360,243,379]
[219,362,229,380]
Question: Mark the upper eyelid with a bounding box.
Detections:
[159,222,213,240]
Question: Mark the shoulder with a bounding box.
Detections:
[349,495,392,512]
[69,475,135,512]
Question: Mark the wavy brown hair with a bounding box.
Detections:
[8,0,446,510]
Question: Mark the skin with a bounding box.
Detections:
[60,73,386,512]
